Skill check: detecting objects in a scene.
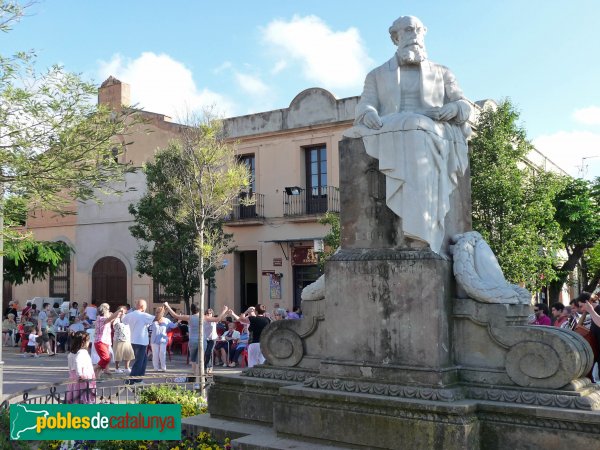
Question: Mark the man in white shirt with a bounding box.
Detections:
[122,299,155,384]
[54,312,70,352]
[69,317,85,333]
[85,302,98,323]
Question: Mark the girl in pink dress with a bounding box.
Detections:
[66,331,96,404]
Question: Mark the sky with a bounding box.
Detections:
[4,0,600,179]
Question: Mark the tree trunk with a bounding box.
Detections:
[548,280,563,304]
[584,275,600,294]
[198,223,206,396]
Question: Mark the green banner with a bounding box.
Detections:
[10,404,181,441]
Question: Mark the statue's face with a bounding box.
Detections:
[397,17,426,50]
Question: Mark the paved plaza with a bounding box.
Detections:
[1,345,239,400]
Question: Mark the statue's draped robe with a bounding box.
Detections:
[346,56,471,255]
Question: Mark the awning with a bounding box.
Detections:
[260,237,324,243]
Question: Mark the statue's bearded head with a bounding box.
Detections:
[389,16,427,65]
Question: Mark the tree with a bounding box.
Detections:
[129,150,234,313]
[581,242,600,293]
[0,0,137,398]
[548,177,600,300]
[317,211,340,269]
[470,100,564,291]
[150,117,250,385]
[0,194,71,285]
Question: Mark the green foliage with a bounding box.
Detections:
[0,408,31,449]
[582,242,600,292]
[149,117,250,378]
[37,432,231,450]
[549,177,600,297]
[553,177,600,250]
[4,238,70,285]
[317,211,340,269]
[1,0,138,246]
[138,384,207,418]
[470,100,564,290]
[129,138,236,312]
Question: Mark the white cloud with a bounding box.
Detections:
[271,60,287,74]
[532,131,600,179]
[97,52,236,119]
[573,106,600,126]
[213,61,232,74]
[262,15,372,91]
[234,72,269,96]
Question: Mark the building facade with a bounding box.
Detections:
[9,78,355,314]
[9,79,574,314]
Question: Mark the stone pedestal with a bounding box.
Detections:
[321,249,457,387]
[205,137,600,449]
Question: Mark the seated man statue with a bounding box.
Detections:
[347,15,472,255]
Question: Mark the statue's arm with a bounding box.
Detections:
[355,70,380,126]
[442,67,471,124]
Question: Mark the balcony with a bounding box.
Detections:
[226,192,265,223]
[283,185,339,217]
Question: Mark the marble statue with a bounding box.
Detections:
[344,15,472,255]
[450,231,530,304]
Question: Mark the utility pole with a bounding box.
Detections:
[579,156,599,179]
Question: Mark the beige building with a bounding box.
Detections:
[12,80,573,315]
[8,78,355,314]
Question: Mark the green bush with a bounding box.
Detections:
[138,384,206,418]
[0,408,32,449]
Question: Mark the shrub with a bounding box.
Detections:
[138,385,206,418]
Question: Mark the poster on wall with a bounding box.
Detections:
[269,273,282,299]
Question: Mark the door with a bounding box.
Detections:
[293,265,322,310]
[239,251,258,311]
[305,146,328,214]
[92,256,127,311]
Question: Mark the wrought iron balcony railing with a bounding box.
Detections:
[283,185,339,217]
[226,192,264,221]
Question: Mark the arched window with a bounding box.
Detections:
[49,247,70,302]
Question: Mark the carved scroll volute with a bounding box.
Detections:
[502,326,593,389]
[260,321,304,367]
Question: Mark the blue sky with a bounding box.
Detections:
[5,0,600,178]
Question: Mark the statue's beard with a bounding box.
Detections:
[398,44,427,65]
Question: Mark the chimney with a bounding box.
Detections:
[98,76,131,109]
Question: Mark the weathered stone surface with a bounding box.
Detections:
[453,298,594,389]
[323,249,455,382]
[207,374,291,424]
[339,137,399,249]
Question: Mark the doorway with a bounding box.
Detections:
[239,251,258,311]
[293,265,322,310]
[92,256,127,311]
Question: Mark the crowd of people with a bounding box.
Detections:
[530,291,600,383]
[2,298,303,402]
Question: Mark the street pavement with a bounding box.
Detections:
[1,344,240,401]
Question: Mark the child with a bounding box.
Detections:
[66,331,96,404]
[22,327,39,358]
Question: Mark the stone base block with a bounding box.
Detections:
[274,385,479,450]
[207,373,292,424]
[208,373,600,449]
[182,415,348,449]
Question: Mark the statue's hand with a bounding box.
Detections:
[363,111,383,129]
[437,103,459,121]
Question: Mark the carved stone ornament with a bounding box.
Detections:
[450,231,530,304]
[301,274,325,301]
[260,314,323,367]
